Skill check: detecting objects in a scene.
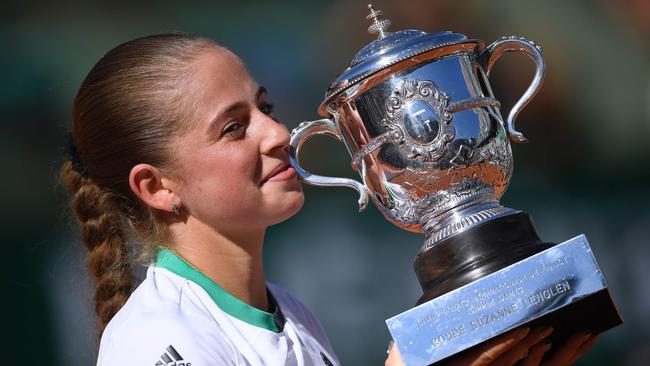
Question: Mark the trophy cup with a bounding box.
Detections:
[290,5,623,365]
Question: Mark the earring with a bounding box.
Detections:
[171,201,181,216]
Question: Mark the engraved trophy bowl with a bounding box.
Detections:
[290,5,543,248]
[291,5,622,365]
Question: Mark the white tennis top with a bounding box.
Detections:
[96,249,340,366]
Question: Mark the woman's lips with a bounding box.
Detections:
[266,164,297,182]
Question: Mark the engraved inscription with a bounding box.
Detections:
[468,274,527,314]
[417,256,575,349]
[415,256,572,328]
[431,325,466,348]
[470,302,519,330]
[426,278,574,348]
[528,256,569,279]
[498,286,524,302]
[521,280,571,308]
[417,313,436,327]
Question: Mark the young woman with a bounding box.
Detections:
[62,33,597,366]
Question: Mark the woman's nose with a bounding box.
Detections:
[258,113,290,155]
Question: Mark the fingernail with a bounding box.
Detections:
[543,341,552,351]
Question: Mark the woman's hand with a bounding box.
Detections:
[536,331,598,366]
[385,326,598,366]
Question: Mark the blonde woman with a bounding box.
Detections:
[62,33,596,366]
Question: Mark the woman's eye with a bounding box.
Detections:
[259,102,274,115]
[222,122,244,136]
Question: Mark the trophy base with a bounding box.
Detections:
[415,212,554,303]
[386,213,623,366]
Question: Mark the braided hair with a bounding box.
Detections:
[61,33,218,337]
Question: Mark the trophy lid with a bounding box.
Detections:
[319,4,479,115]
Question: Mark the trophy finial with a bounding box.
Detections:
[366,4,391,39]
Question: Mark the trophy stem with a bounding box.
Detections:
[414,211,554,304]
[420,199,519,252]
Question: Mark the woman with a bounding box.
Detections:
[62,33,596,365]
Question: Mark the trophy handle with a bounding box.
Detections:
[289,117,370,212]
[480,36,545,143]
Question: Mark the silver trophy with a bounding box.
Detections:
[291,5,622,365]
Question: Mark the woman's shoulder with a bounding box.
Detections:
[106,265,214,326]
[97,266,239,366]
[98,308,239,366]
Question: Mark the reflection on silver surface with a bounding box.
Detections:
[289,118,369,211]
[480,35,545,143]
[290,5,545,247]
[386,235,608,366]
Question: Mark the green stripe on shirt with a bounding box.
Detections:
[156,248,280,333]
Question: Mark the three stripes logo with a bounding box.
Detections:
[154,345,191,366]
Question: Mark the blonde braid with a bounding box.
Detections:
[61,161,132,335]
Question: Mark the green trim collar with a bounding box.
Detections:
[156,248,280,333]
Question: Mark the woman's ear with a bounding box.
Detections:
[129,164,178,214]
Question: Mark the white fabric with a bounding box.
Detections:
[96,266,339,366]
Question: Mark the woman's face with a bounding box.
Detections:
[170,47,304,232]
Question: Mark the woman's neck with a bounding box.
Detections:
[169,218,270,312]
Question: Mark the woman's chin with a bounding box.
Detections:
[269,191,305,225]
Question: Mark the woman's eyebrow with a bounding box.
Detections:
[207,86,267,133]
[208,86,267,130]
[256,86,267,99]
[207,102,246,132]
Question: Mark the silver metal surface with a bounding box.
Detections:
[386,235,608,366]
[290,5,545,246]
[289,118,369,211]
[321,4,470,108]
[366,4,391,39]
[480,36,545,142]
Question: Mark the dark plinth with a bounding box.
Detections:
[415,212,553,303]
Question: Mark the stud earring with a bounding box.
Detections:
[171,201,181,216]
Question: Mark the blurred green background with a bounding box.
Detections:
[3,0,649,364]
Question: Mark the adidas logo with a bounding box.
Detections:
[154,345,191,366]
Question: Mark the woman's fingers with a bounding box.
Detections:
[566,335,599,365]
[447,327,530,366]
[541,331,594,366]
[520,341,552,366]
[491,325,554,366]
[406,328,596,366]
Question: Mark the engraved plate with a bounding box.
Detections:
[386,235,608,366]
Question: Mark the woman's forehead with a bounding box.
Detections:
[188,48,259,112]
[194,48,256,91]
[182,48,260,130]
